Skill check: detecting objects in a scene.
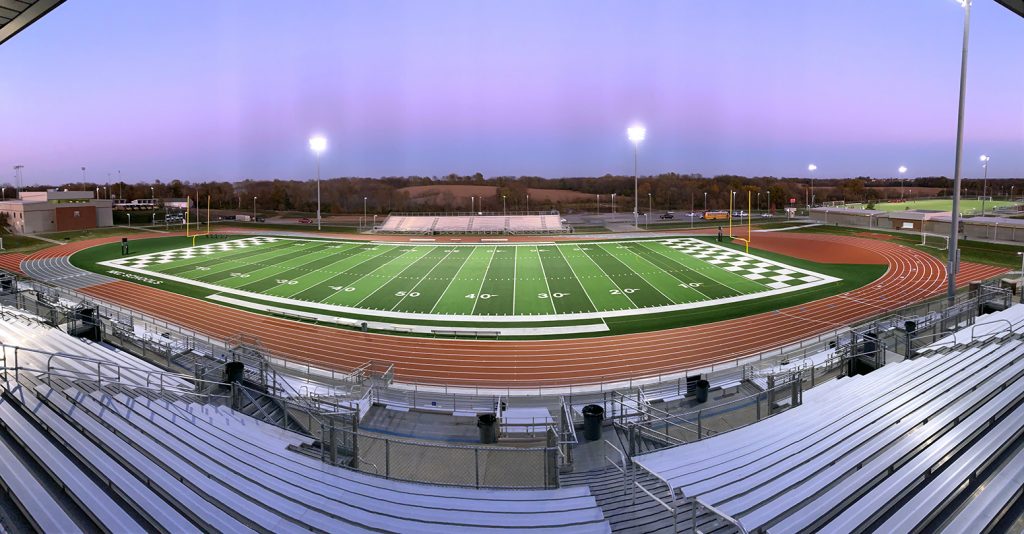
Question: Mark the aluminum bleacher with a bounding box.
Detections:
[0,314,609,532]
[378,213,568,235]
[632,304,1024,533]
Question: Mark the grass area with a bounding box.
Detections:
[70,234,883,337]
[570,225,611,234]
[0,227,145,254]
[791,224,1024,270]
[841,199,1018,213]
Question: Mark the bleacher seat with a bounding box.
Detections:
[631,304,1024,533]
[378,214,568,234]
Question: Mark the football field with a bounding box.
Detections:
[97,236,840,326]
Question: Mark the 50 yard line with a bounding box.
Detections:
[428,247,476,314]
[390,247,459,311]
[470,246,498,315]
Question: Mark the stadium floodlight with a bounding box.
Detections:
[808,164,817,207]
[980,155,991,215]
[946,0,972,303]
[627,125,646,227]
[899,166,908,200]
[309,135,327,231]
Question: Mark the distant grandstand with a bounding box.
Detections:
[377,212,571,235]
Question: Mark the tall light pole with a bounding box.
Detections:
[704,191,708,212]
[471,196,475,213]
[502,195,506,216]
[980,155,990,215]
[947,0,972,303]
[526,194,529,213]
[648,192,652,216]
[596,194,600,213]
[627,125,646,228]
[899,166,908,201]
[253,196,257,220]
[807,164,817,208]
[363,196,368,229]
[13,165,23,195]
[767,190,771,214]
[81,166,86,182]
[309,135,327,231]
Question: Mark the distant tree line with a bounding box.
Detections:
[4,173,1019,216]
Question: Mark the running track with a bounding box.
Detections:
[6,231,1008,388]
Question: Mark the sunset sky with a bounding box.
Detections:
[1,0,1022,184]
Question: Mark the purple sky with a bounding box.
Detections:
[1,0,1022,184]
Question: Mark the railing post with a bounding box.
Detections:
[385,439,391,479]
[475,447,481,489]
[697,411,703,441]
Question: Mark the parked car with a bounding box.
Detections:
[760,213,773,218]
[659,212,674,220]
[298,217,312,224]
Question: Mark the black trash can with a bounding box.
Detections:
[361,322,368,333]
[582,404,604,441]
[696,379,710,403]
[225,361,245,383]
[477,413,498,444]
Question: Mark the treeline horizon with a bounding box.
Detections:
[4,173,1020,214]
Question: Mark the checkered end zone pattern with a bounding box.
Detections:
[661,238,830,290]
[107,237,279,269]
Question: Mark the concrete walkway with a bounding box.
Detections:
[23,234,64,245]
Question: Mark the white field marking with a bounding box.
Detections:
[205,294,610,336]
[595,242,681,304]
[470,246,499,315]
[113,236,284,273]
[553,244,601,313]
[533,245,558,313]
[512,244,518,315]
[353,247,437,307]
[309,243,409,301]
[209,240,342,291]
[661,237,830,284]
[428,246,478,314]
[640,241,742,296]
[620,242,712,301]
[390,246,461,311]
[572,244,645,309]
[278,243,389,298]
[96,259,840,322]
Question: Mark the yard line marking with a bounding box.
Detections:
[390,247,460,311]
[278,243,387,298]
[619,243,712,301]
[553,244,601,312]
[512,244,518,315]
[596,243,679,304]
[428,247,477,314]
[534,246,558,312]
[219,242,340,289]
[316,246,420,303]
[354,247,436,306]
[573,244,642,308]
[641,241,742,295]
[470,246,498,315]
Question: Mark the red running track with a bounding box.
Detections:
[30,231,1004,388]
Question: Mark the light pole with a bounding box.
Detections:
[612,193,616,214]
[471,196,474,213]
[363,196,368,229]
[526,194,529,213]
[150,186,154,200]
[898,166,908,201]
[767,190,771,215]
[309,135,327,231]
[704,192,708,212]
[808,164,817,208]
[947,0,971,303]
[502,195,506,216]
[648,192,652,217]
[980,155,990,215]
[596,194,600,213]
[253,196,257,220]
[627,125,646,227]
[81,166,86,182]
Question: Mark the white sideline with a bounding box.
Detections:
[204,294,611,336]
[99,237,841,324]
